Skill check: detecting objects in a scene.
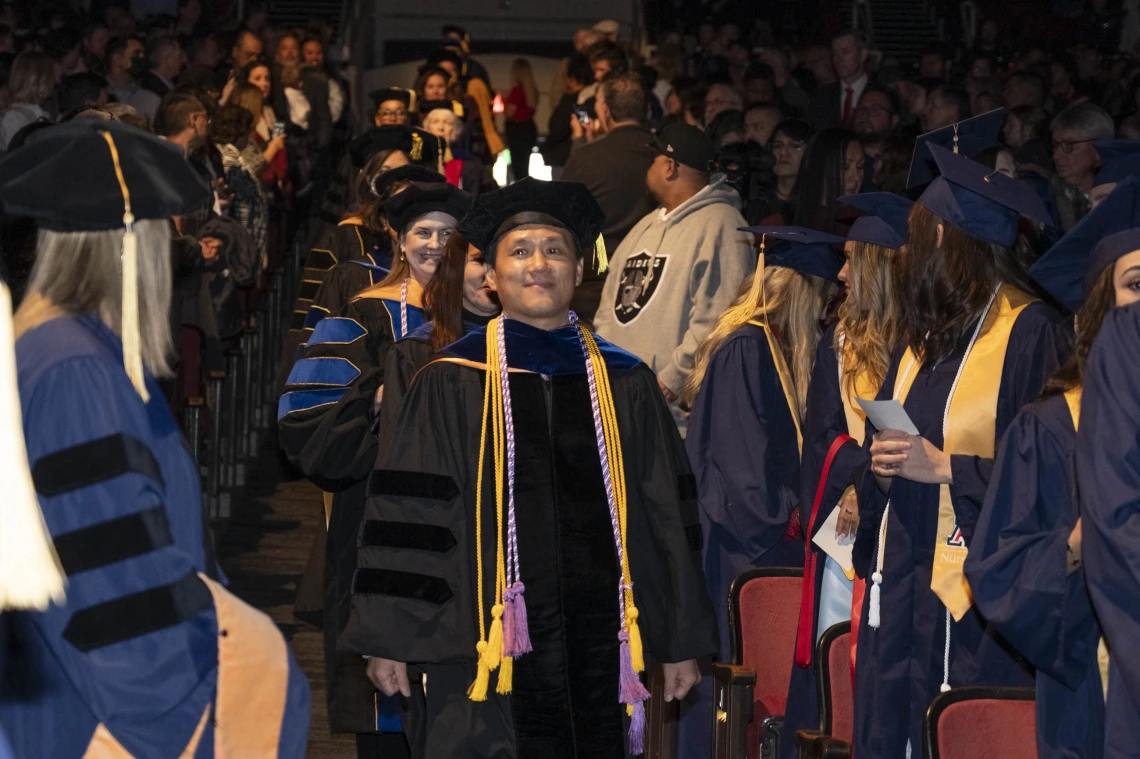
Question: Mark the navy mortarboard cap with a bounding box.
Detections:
[384,182,473,234]
[370,87,414,111]
[458,178,605,263]
[916,144,1051,247]
[837,192,913,249]
[907,107,1004,189]
[1030,176,1140,312]
[0,119,209,231]
[1094,140,1140,187]
[348,125,443,170]
[649,123,717,172]
[371,164,445,198]
[738,225,846,283]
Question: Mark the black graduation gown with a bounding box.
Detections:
[965,394,1104,759]
[277,287,424,735]
[851,302,1068,758]
[276,221,391,395]
[1077,302,1140,759]
[780,325,869,759]
[339,319,718,759]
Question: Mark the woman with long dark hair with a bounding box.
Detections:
[788,127,864,233]
[760,118,815,223]
[779,193,908,759]
[964,179,1140,759]
[278,182,471,758]
[853,146,1068,756]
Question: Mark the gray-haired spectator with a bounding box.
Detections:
[0,50,54,151]
[1051,102,1114,196]
[142,35,183,98]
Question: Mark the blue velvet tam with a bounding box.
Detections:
[916,144,1052,248]
[0,119,209,231]
[737,225,846,283]
[906,107,1004,189]
[837,192,914,250]
[1093,140,1140,188]
[1030,176,1140,312]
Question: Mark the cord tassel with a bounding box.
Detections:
[503,581,532,656]
[626,606,645,673]
[467,643,491,702]
[484,604,504,670]
[618,632,650,704]
[868,573,882,629]
[628,700,647,755]
[496,655,514,694]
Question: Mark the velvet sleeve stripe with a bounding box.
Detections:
[277,388,347,419]
[31,433,164,498]
[289,310,308,332]
[302,304,331,330]
[287,357,361,387]
[298,279,321,302]
[62,571,213,652]
[309,316,367,346]
[54,506,174,575]
[367,469,461,501]
[358,520,458,552]
[351,568,454,605]
[308,248,338,269]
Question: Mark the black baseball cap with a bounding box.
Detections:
[649,123,717,173]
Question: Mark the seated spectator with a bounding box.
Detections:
[187,33,223,70]
[919,44,951,82]
[871,134,914,196]
[57,71,109,118]
[0,50,54,151]
[1004,105,1051,166]
[922,85,969,132]
[275,33,300,67]
[1004,71,1047,110]
[705,81,742,124]
[855,83,900,189]
[80,21,110,73]
[715,139,777,224]
[142,34,183,97]
[706,108,746,147]
[758,44,810,114]
[764,117,815,221]
[785,126,863,232]
[41,27,83,80]
[104,35,161,123]
[1050,52,1087,108]
[808,29,868,129]
[743,101,782,146]
[1051,102,1114,197]
[742,61,777,106]
[422,106,483,194]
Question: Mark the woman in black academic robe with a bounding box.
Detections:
[277,183,470,755]
[854,174,1069,757]
[965,184,1140,759]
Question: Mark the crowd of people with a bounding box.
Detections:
[2,1,1140,759]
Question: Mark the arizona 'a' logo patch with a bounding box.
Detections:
[945,523,966,548]
[614,250,668,324]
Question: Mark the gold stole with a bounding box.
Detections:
[1064,386,1112,701]
[892,283,1037,621]
[839,339,876,447]
[749,320,802,455]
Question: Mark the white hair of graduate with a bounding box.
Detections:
[28,219,175,379]
[424,108,464,143]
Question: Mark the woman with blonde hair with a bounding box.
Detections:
[680,226,843,753]
[778,193,908,759]
[504,57,539,180]
[0,50,55,150]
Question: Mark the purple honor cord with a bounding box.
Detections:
[399,278,409,338]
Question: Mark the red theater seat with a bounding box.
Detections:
[924,686,1037,759]
[795,621,853,759]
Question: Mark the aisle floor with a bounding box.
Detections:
[215,431,355,758]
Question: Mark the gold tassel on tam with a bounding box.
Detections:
[410,131,424,161]
[594,234,609,274]
[0,282,66,611]
[99,130,149,402]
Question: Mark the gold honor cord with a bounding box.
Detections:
[99,130,149,402]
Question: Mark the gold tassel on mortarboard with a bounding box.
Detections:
[99,131,150,403]
[454,101,465,118]
[410,131,424,162]
[406,89,418,116]
[594,234,609,274]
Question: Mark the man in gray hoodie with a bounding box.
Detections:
[594,123,755,433]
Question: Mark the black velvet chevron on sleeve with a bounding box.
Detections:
[357,520,457,553]
[367,469,460,501]
[32,433,164,497]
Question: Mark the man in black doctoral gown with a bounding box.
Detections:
[338,178,717,758]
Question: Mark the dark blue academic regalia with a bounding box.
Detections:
[679,323,804,758]
[779,324,868,759]
[965,394,1105,759]
[851,302,1068,759]
[0,315,309,758]
[1077,302,1140,759]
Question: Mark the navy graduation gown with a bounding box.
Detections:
[681,323,804,759]
[339,319,718,759]
[1,315,309,758]
[1077,302,1140,759]
[965,394,1104,758]
[780,324,869,759]
[851,302,1068,758]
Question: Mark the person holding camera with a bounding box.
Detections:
[560,72,657,320]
